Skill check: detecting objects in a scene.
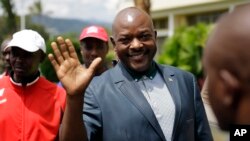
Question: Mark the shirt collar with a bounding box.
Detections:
[122,61,157,81]
[10,71,40,86]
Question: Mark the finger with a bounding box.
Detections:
[51,42,64,65]
[65,38,81,65]
[48,53,60,71]
[58,59,73,75]
[57,36,70,59]
[87,57,102,75]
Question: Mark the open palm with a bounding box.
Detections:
[48,36,101,96]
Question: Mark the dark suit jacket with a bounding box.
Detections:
[83,62,213,141]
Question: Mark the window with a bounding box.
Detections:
[187,10,227,25]
[153,18,168,29]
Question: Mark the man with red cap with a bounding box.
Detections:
[79,25,109,76]
[57,25,110,87]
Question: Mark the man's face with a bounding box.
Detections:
[10,47,42,81]
[1,47,11,70]
[80,38,108,68]
[112,12,157,73]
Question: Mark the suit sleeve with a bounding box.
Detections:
[193,75,213,141]
[83,85,102,141]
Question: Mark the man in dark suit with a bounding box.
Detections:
[49,7,212,141]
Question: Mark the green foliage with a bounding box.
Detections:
[40,37,82,82]
[0,0,17,35]
[39,34,117,82]
[157,23,213,78]
[105,49,116,67]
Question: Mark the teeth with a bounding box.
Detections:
[131,54,141,56]
[130,52,144,56]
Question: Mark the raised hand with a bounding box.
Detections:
[48,36,101,96]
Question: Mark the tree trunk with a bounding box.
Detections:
[133,0,151,15]
[0,0,17,34]
[0,0,17,33]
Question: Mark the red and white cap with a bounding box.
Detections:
[79,25,108,42]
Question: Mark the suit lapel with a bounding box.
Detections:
[157,64,182,140]
[112,63,166,141]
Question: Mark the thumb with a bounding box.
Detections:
[88,57,102,74]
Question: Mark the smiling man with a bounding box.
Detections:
[49,7,212,141]
[0,29,66,141]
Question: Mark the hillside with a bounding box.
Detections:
[31,15,111,36]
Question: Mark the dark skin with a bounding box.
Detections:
[48,7,156,141]
[49,37,100,141]
[1,40,11,73]
[10,47,45,84]
[111,8,157,73]
[203,4,250,131]
[80,37,108,76]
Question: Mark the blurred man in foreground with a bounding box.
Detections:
[203,4,250,131]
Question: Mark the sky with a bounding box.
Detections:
[11,0,133,23]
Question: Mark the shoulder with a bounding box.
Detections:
[37,77,66,109]
[0,75,10,87]
[157,63,194,78]
[90,68,113,86]
[37,77,66,94]
[87,66,122,95]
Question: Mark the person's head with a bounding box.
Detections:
[79,25,109,74]
[203,4,250,131]
[6,29,46,82]
[1,38,11,72]
[111,7,157,73]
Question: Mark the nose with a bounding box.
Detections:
[90,47,98,57]
[5,53,10,61]
[130,38,142,49]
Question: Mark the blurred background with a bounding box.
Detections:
[0,1,250,140]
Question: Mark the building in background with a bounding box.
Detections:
[118,0,250,48]
[151,0,250,49]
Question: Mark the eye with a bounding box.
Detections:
[118,37,131,45]
[140,34,151,41]
[84,46,93,51]
[81,42,92,51]
[95,42,105,50]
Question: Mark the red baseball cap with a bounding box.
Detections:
[79,25,108,42]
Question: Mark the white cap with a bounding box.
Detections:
[6,29,46,53]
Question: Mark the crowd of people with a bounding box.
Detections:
[0,3,250,141]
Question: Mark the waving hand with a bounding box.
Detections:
[48,36,101,96]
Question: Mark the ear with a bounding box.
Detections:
[79,50,83,56]
[219,69,240,106]
[104,42,109,54]
[154,30,157,40]
[110,36,117,53]
[110,36,115,47]
[40,51,46,63]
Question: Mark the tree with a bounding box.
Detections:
[0,0,17,36]
[28,0,42,16]
[157,23,213,89]
[133,0,151,14]
[40,37,83,82]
